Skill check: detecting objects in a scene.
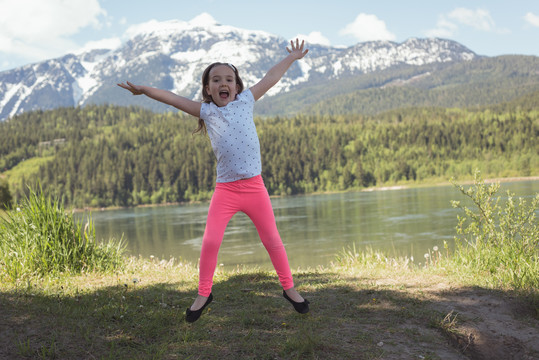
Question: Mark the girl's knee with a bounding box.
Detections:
[201,236,223,254]
[261,234,285,251]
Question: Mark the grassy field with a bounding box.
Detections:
[1,252,538,360]
[1,156,54,189]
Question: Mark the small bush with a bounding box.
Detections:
[0,187,126,281]
[0,178,12,209]
[450,171,539,290]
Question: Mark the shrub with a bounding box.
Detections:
[450,171,539,290]
[0,187,126,281]
[0,178,12,209]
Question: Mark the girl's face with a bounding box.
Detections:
[205,65,239,107]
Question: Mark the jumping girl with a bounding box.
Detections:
[118,39,309,323]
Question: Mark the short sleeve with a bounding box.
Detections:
[240,89,255,105]
[200,102,210,121]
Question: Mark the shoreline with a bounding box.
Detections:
[72,175,539,213]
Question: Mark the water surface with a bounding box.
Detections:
[87,181,539,269]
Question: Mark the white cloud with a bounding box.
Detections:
[0,0,105,61]
[425,17,458,38]
[425,7,510,38]
[123,13,220,41]
[124,19,179,39]
[339,13,396,42]
[448,8,495,31]
[75,38,122,54]
[189,13,218,27]
[524,12,539,27]
[294,31,331,46]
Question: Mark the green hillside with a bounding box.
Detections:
[256,55,539,116]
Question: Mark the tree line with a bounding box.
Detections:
[0,103,537,208]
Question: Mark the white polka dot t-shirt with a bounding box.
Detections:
[200,89,262,183]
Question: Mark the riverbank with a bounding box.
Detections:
[1,254,537,360]
[70,175,539,213]
[361,175,539,191]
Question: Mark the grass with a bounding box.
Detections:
[0,186,125,281]
[1,253,537,359]
[0,256,458,359]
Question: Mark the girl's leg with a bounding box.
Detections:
[241,178,295,291]
[197,185,238,297]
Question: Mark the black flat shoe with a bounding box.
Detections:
[185,293,213,323]
[283,290,310,314]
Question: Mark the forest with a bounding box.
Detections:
[0,96,538,208]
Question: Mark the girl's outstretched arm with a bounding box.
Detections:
[117,81,201,118]
[250,38,308,101]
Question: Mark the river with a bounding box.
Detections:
[87,180,539,270]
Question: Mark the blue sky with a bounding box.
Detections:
[1,0,538,72]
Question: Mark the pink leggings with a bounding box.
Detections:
[198,175,294,296]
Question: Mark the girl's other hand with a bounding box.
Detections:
[117,81,144,95]
[286,38,309,60]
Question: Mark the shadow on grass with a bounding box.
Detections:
[0,270,536,359]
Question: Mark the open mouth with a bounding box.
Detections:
[219,90,229,99]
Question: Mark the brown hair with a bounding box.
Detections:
[193,62,245,135]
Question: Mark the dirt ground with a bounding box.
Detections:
[373,276,539,360]
[431,289,537,359]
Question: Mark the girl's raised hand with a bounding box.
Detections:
[117,81,144,95]
[286,38,309,60]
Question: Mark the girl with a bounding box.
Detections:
[118,39,309,323]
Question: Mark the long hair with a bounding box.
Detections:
[193,62,245,135]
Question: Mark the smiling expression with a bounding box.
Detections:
[205,65,240,107]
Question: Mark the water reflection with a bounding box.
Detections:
[86,181,539,270]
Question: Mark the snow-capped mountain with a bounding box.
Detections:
[0,14,477,121]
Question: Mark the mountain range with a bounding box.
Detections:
[1,14,538,122]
